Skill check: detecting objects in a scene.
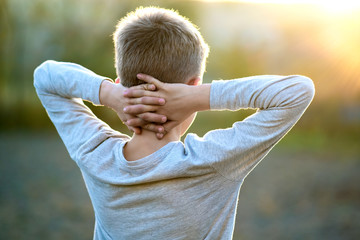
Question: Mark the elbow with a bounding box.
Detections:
[293,75,315,104]
[33,60,56,92]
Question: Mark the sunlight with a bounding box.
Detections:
[200,0,360,14]
[316,0,360,14]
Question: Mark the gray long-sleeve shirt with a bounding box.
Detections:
[34,60,315,240]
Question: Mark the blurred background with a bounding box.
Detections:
[0,0,359,239]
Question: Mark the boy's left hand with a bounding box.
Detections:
[100,79,167,135]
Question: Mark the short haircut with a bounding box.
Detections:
[113,7,209,87]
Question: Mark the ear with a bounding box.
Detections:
[115,78,120,84]
[186,77,202,86]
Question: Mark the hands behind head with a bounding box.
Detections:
[118,74,196,139]
[110,79,166,137]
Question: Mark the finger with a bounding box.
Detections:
[126,116,165,130]
[133,127,142,134]
[156,132,165,140]
[142,123,165,134]
[137,73,164,89]
[123,105,159,115]
[137,112,167,123]
[126,118,164,133]
[127,125,141,135]
[129,83,156,91]
[123,89,160,98]
[126,118,147,127]
[127,97,165,105]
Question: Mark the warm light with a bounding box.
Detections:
[200,0,360,14]
[316,0,360,14]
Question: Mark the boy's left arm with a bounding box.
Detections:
[33,60,163,163]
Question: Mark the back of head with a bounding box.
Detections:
[113,7,209,87]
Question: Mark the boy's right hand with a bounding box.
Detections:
[123,74,210,139]
[100,79,167,135]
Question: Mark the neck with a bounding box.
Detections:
[123,127,181,161]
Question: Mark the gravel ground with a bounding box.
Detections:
[0,131,359,240]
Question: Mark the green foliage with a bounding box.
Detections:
[1,0,359,150]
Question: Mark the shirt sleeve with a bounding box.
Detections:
[185,75,315,181]
[33,60,129,164]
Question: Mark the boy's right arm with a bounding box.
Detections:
[125,74,315,181]
[202,75,315,180]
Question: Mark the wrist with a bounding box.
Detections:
[99,80,116,108]
[191,84,211,112]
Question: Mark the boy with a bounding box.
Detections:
[34,7,314,240]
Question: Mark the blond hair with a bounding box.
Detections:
[113,7,209,87]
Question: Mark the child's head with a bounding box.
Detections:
[113,7,209,87]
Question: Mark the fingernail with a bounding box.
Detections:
[159,98,165,104]
[137,74,142,78]
[161,116,167,122]
[123,90,129,95]
[123,107,127,112]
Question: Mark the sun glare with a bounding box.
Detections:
[201,0,360,14]
[316,0,360,14]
